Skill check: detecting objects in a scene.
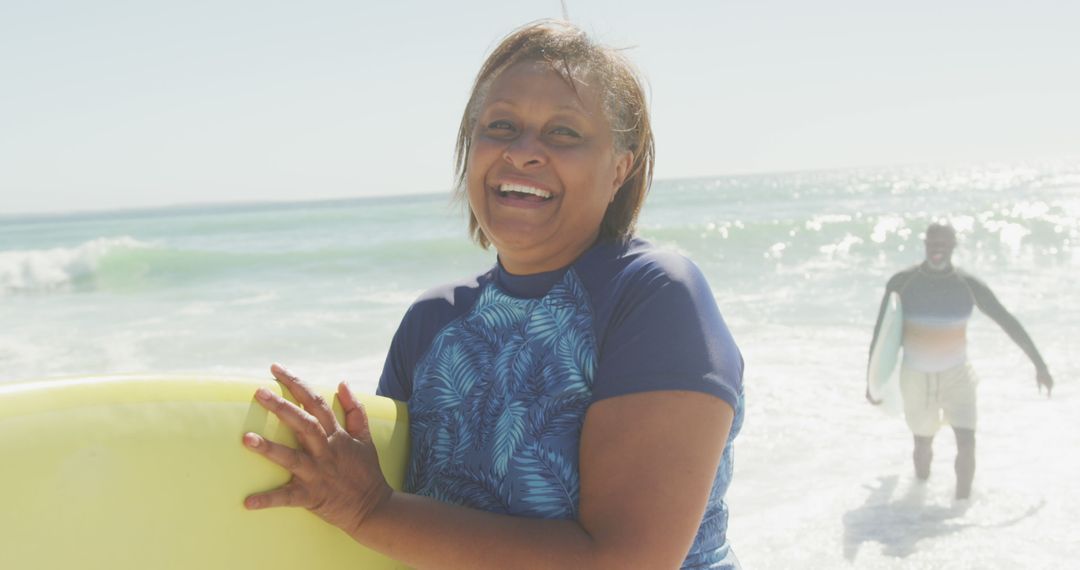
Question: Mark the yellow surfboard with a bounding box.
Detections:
[0,375,410,570]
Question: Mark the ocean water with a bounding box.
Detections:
[2,160,1078,568]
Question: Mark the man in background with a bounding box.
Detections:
[867,222,1053,499]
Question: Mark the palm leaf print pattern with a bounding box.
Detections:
[407,270,596,519]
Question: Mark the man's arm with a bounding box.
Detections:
[963,273,1054,395]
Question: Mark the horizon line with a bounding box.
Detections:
[3,155,1077,221]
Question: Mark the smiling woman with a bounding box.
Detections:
[244,20,745,569]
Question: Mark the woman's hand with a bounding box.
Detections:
[243,364,392,537]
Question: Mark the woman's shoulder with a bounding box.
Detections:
[577,237,710,294]
[402,267,496,324]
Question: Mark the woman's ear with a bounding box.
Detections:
[610,150,634,202]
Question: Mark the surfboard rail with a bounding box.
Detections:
[868,292,904,412]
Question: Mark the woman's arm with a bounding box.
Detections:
[245,365,734,570]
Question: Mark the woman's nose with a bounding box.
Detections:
[502,132,547,169]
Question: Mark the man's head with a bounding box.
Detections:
[924,222,957,270]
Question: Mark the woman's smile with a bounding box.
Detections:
[493,181,554,206]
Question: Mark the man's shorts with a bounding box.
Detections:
[899,361,978,436]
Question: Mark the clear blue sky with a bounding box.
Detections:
[2,0,1078,215]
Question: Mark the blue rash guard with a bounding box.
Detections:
[378,237,745,569]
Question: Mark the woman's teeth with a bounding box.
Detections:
[499,183,553,200]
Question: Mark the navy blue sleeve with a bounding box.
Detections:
[376,273,490,401]
[376,307,415,401]
[591,251,743,411]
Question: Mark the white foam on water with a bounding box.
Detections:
[819,233,865,257]
[0,236,148,294]
[805,213,854,232]
[334,288,425,308]
[195,356,387,395]
[228,292,279,306]
[870,215,909,243]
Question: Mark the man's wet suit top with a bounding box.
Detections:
[869,263,1048,373]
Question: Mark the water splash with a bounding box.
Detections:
[0,237,149,294]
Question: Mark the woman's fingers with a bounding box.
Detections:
[244,480,308,510]
[338,382,371,440]
[254,386,331,457]
[270,363,340,436]
[243,382,392,534]
[242,432,316,481]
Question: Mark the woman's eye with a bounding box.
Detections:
[549,126,581,139]
[486,120,515,132]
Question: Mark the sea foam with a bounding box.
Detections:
[0,236,148,294]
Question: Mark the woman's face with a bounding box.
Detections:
[466,60,632,275]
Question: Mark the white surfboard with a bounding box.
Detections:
[0,375,410,570]
[868,292,904,413]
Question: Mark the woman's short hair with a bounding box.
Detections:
[454,20,656,249]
